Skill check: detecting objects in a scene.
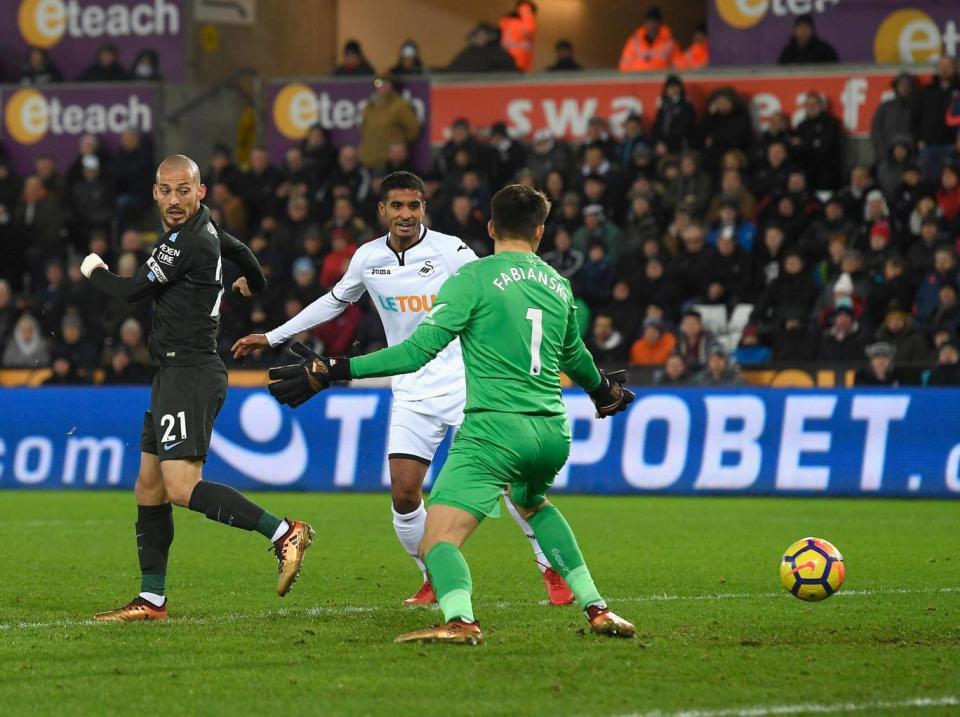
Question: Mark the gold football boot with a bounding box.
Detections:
[273,519,315,596]
[587,607,635,638]
[94,597,168,622]
[395,620,484,645]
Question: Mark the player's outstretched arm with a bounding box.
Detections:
[232,292,353,359]
[266,320,457,408]
[234,249,369,359]
[82,253,160,303]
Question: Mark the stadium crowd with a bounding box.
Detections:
[1,17,960,388]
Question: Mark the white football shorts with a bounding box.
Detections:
[387,391,465,465]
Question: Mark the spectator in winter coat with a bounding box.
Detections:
[777,14,838,65]
[651,75,697,155]
[800,197,854,263]
[676,310,714,369]
[752,224,787,294]
[874,308,929,380]
[586,313,629,368]
[623,193,661,261]
[635,256,680,322]
[694,345,745,386]
[792,93,842,191]
[78,44,129,82]
[630,317,676,366]
[541,227,584,282]
[359,75,420,169]
[854,342,903,386]
[927,283,960,336]
[674,224,715,303]
[489,122,529,189]
[320,229,357,291]
[817,302,866,362]
[499,1,537,73]
[707,199,756,251]
[936,164,960,225]
[663,152,712,218]
[655,353,690,385]
[573,205,624,262]
[913,56,960,181]
[708,169,757,223]
[916,245,960,323]
[546,39,583,72]
[447,23,519,73]
[906,215,945,282]
[333,39,375,76]
[876,137,916,201]
[619,7,678,72]
[707,231,753,306]
[605,280,642,345]
[928,341,960,385]
[577,243,616,309]
[2,313,49,368]
[110,130,154,226]
[750,141,792,201]
[240,148,283,228]
[15,175,66,284]
[700,88,753,174]
[68,155,113,246]
[20,47,62,84]
[43,353,85,386]
[868,255,915,332]
[390,40,423,76]
[103,346,152,386]
[527,130,574,187]
[752,250,819,361]
[130,49,162,80]
[732,324,772,366]
[871,72,916,161]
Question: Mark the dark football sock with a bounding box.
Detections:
[187,481,283,539]
[137,503,174,596]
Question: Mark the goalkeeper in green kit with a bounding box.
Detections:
[268,185,636,645]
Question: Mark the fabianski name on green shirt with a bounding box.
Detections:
[491,266,569,300]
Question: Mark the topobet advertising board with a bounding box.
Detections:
[1,387,958,498]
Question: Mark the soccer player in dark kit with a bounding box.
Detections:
[82,154,314,622]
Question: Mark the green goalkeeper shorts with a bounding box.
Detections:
[428,412,571,521]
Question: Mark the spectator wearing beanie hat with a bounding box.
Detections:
[334,39,375,76]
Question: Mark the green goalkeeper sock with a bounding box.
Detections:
[424,542,475,623]
[529,505,604,610]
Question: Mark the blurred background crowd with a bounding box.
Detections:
[1,2,959,388]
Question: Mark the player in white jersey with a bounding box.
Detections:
[232,171,573,606]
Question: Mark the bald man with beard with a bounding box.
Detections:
[82,155,314,622]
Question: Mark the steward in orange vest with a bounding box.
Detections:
[499,1,537,73]
[619,6,678,72]
[674,22,709,70]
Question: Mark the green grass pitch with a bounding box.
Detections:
[1,492,958,716]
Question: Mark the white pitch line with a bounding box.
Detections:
[1,586,957,633]
[612,695,959,717]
